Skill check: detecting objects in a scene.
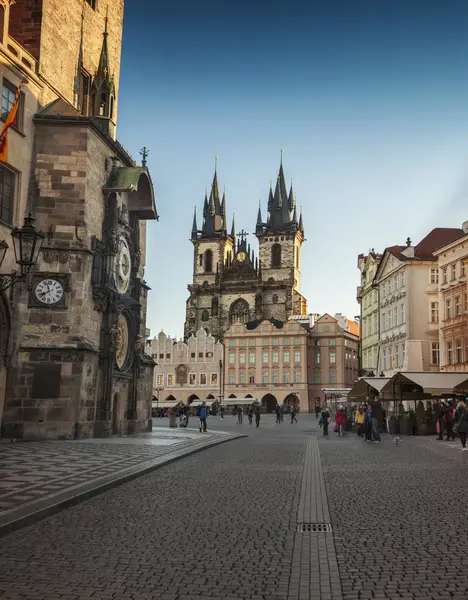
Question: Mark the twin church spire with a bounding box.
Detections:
[191,160,305,242]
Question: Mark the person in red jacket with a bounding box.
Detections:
[335,406,347,436]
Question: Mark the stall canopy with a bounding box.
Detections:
[347,378,390,401]
[380,372,468,397]
[190,400,214,407]
[152,401,178,409]
[222,398,258,405]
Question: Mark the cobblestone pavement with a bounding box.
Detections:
[0,416,305,600]
[1,414,466,600]
[320,430,468,600]
[0,426,236,518]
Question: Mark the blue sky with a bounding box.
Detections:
[117,0,468,338]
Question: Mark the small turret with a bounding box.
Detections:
[191,207,198,241]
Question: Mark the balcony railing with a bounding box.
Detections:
[3,35,37,76]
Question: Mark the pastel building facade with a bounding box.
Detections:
[147,329,223,404]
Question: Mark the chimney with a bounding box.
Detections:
[463,221,468,234]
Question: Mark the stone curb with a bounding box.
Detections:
[0,432,246,538]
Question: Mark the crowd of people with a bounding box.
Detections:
[434,398,468,450]
[317,399,384,443]
[315,397,468,450]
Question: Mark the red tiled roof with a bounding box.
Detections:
[414,228,465,260]
[386,245,407,261]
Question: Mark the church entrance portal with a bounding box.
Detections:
[262,394,277,413]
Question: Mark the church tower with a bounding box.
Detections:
[185,165,236,339]
[256,160,307,319]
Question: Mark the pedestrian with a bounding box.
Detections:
[254,405,261,428]
[237,406,243,425]
[335,406,347,436]
[247,405,253,425]
[275,403,282,424]
[434,398,444,441]
[364,404,373,442]
[371,397,383,443]
[315,403,321,419]
[454,401,468,451]
[220,405,225,419]
[321,407,330,436]
[443,400,456,441]
[355,405,365,437]
[290,406,298,424]
[199,401,208,433]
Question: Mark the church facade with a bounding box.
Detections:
[184,164,307,339]
[0,0,157,439]
[184,162,307,341]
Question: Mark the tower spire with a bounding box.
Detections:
[191,206,198,241]
[256,200,263,234]
[299,205,304,234]
[288,179,295,212]
[231,213,236,241]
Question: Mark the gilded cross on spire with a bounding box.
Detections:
[238,229,249,245]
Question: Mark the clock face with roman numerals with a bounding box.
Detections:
[34,279,65,305]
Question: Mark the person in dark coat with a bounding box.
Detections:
[275,403,282,424]
[290,406,298,424]
[443,401,456,441]
[455,401,468,450]
[321,407,330,436]
[254,405,261,428]
[364,404,373,441]
[371,398,383,442]
[434,399,444,440]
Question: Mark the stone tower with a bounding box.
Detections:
[184,161,307,341]
[1,0,158,440]
[256,161,307,319]
[8,0,123,132]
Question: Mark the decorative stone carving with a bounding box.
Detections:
[42,249,54,263]
[58,251,69,263]
[75,226,87,241]
[134,334,143,354]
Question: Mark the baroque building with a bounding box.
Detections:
[373,228,463,377]
[147,329,223,406]
[0,0,157,439]
[184,161,307,340]
[357,250,382,376]
[433,223,468,371]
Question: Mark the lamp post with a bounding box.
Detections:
[0,213,45,292]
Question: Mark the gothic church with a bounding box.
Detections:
[184,162,307,340]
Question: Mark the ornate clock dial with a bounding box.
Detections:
[115,237,131,294]
[34,279,64,305]
[237,251,246,262]
[115,314,129,370]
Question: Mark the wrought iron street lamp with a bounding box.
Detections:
[0,213,45,292]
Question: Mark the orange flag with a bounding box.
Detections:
[0,80,24,164]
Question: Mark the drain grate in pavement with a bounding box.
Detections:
[297,522,333,533]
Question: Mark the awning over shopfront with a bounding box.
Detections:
[380,372,468,397]
[347,378,390,401]
[190,400,214,407]
[222,398,258,405]
[152,401,179,409]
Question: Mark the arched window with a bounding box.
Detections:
[204,249,213,273]
[201,309,210,322]
[272,244,281,268]
[230,299,250,324]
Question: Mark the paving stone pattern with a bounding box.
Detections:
[0,433,305,600]
[320,432,468,600]
[0,429,223,514]
[288,438,342,600]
